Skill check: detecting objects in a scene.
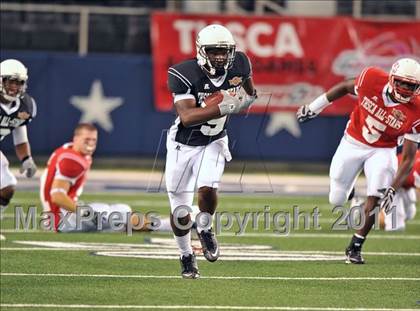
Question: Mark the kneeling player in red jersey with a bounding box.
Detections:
[40,123,173,233]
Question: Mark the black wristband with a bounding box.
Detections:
[21,155,31,163]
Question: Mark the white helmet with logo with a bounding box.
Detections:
[389,58,420,104]
[196,24,236,76]
[0,59,28,102]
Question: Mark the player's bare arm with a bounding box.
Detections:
[242,76,257,96]
[50,179,77,212]
[174,98,223,127]
[297,78,355,123]
[391,139,418,190]
[15,142,32,161]
[326,79,356,100]
[378,139,418,214]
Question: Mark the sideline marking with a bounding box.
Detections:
[2,240,419,261]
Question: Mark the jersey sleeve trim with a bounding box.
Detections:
[411,119,420,134]
[53,171,77,185]
[404,133,420,143]
[355,67,370,91]
[174,94,195,103]
[31,98,37,118]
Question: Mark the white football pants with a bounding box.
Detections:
[165,135,230,216]
[40,201,132,232]
[0,151,17,190]
[329,135,397,206]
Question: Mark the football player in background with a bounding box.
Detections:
[40,123,173,233]
[350,150,419,231]
[381,149,419,231]
[0,59,38,241]
[165,24,258,278]
[297,58,420,264]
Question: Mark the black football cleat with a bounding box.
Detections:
[345,246,365,264]
[197,228,220,262]
[180,253,200,279]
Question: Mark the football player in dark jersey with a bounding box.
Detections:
[0,59,38,240]
[165,24,257,278]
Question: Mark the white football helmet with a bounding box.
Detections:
[196,24,236,76]
[388,58,420,104]
[0,59,28,102]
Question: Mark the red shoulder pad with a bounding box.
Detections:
[355,67,386,91]
[57,158,85,178]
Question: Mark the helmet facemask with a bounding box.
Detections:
[197,45,236,76]
[0,77,27,103]
[388,58,420,104]
[389,75,419,104]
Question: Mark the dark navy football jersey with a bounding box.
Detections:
[167,51,252,146]
[0,94,37,141]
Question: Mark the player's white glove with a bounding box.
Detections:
[378,187,396,214]
[296,105,318,123]
[20,156,37,178]
[218,89,257,115]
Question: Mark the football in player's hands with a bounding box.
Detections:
[201,91,224,108]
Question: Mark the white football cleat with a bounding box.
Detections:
[0,234,5,241]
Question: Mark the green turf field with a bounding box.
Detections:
[1,191,419,310]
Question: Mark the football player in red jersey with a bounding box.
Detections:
[40,123,173,233]
[297,58,420,264]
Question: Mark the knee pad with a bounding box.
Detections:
[329,178,351,206]
[329,190,347,206]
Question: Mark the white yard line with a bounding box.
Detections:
[219,232,420,239]
[1,273,419,281]
[1,248,419,257]
[0,304,418,310]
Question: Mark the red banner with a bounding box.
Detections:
[151,12,419,115]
